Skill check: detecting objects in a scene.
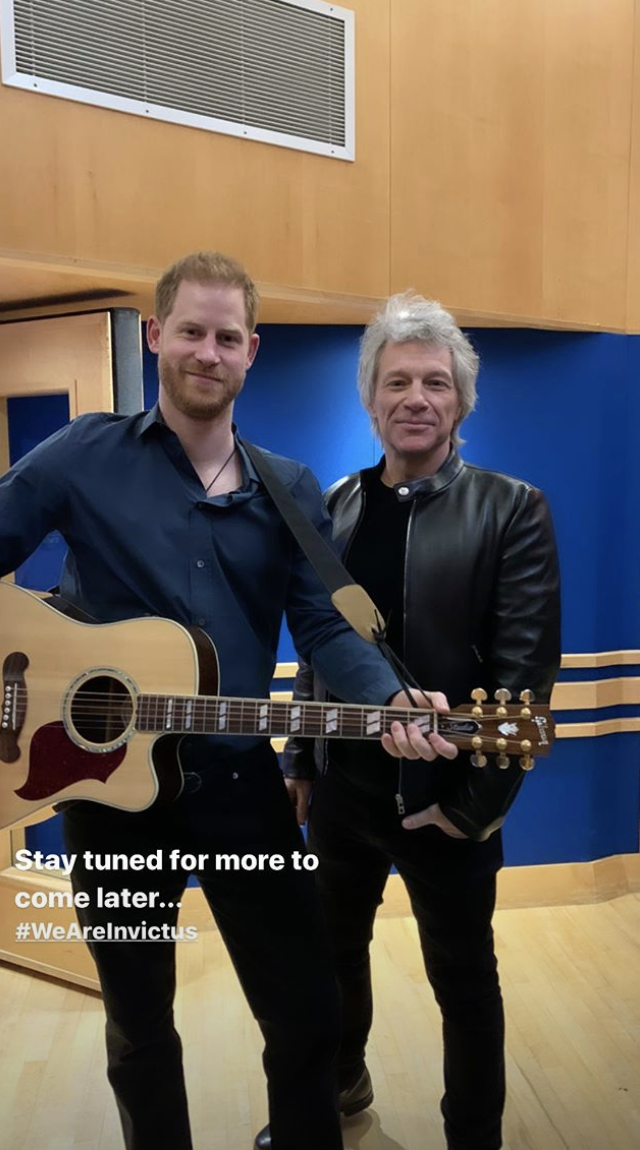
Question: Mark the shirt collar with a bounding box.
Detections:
[136,404,259,483]
[136,403,163,437]
[369,448,464,501]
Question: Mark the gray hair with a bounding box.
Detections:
[357,292,479,446]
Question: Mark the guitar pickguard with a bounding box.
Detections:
[15,722,127,801]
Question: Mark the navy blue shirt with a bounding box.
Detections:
[0,405,399,765]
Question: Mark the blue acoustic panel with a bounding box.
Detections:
[502,733,640,865]
[462,328,640,655]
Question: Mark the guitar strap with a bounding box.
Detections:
[243,440,384,643]
[243,440,421,697]
[42,593,96,624]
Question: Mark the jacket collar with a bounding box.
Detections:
[363,449,464,502]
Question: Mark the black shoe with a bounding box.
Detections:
[252,1068,374,1148]
[253,1128,271,1150]
[339,1066,374,1117]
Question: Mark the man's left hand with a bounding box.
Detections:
[382,688,459,762]
[402,802,468,838]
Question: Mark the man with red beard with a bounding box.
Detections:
[0,253,455,1150]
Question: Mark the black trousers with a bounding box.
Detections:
[308,768,505,1150]
[63,745,342,1150]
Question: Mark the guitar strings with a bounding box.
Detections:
[8,686,536,727]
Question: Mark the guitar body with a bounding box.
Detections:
[0,581,554,833]
[0,582,219,830]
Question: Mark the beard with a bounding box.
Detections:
[158,354,244,421]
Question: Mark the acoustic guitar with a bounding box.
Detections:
[0,581,554,831]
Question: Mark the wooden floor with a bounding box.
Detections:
[1,894,640,1150]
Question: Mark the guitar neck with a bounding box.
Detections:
[136,693,444,741]
[134,692,553,757]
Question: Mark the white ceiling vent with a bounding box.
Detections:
[1,0,354,159]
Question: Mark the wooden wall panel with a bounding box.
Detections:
[542,0,633,328]
[0,0,390,306]
[626,0,640,331]
[1,2,639,329]
[390,0,634,330]
[0,314,113,415]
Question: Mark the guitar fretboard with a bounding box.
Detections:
[135,694,463,740]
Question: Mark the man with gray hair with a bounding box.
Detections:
[255,293,560,1150]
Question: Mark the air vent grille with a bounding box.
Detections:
[2,0,354,159]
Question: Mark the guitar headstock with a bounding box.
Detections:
[441,689,554,771]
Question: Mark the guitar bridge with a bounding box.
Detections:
[1,652,29,763]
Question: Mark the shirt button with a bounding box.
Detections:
[195,559,205,568]
[196,617,206,627]
[398,486,410,496]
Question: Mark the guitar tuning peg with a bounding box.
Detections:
[471,752,487,768]
[471,687,487,716]
[471,737,486,767]
[519,755,535,771]
[496,754,510,770]
[519,688,534,718]
[494,688,511,715]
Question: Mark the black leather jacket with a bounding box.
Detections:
[282,451,561,841]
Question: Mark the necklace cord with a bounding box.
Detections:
[204,445,236,495]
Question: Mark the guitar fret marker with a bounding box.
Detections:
[325,708,338,734]
[259,703,269,732]
[166,698,174,731]
[290,705,301,733]
[218,701,227,731]
[366,710,381,734]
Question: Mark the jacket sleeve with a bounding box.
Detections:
[439,486,561,841]
[281,660,317,780]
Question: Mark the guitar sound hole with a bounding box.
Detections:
[70,676,134,745]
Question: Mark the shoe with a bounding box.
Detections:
[252,1068,373,1148]
[339,1066,374,1117]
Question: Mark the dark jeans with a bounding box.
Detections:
[308,768,505,1150]
[63,745,342,1150]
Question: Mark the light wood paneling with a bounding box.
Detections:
[390,0,635,330]
[542,0,633,328]
[552,675,640,710]
[562,650,640,669]
[0,250,391,325]
[556,718,640,739]
[0,0,390,305]
[2,1,640,329]
[0,313,113,415]
[626,0,640,330]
